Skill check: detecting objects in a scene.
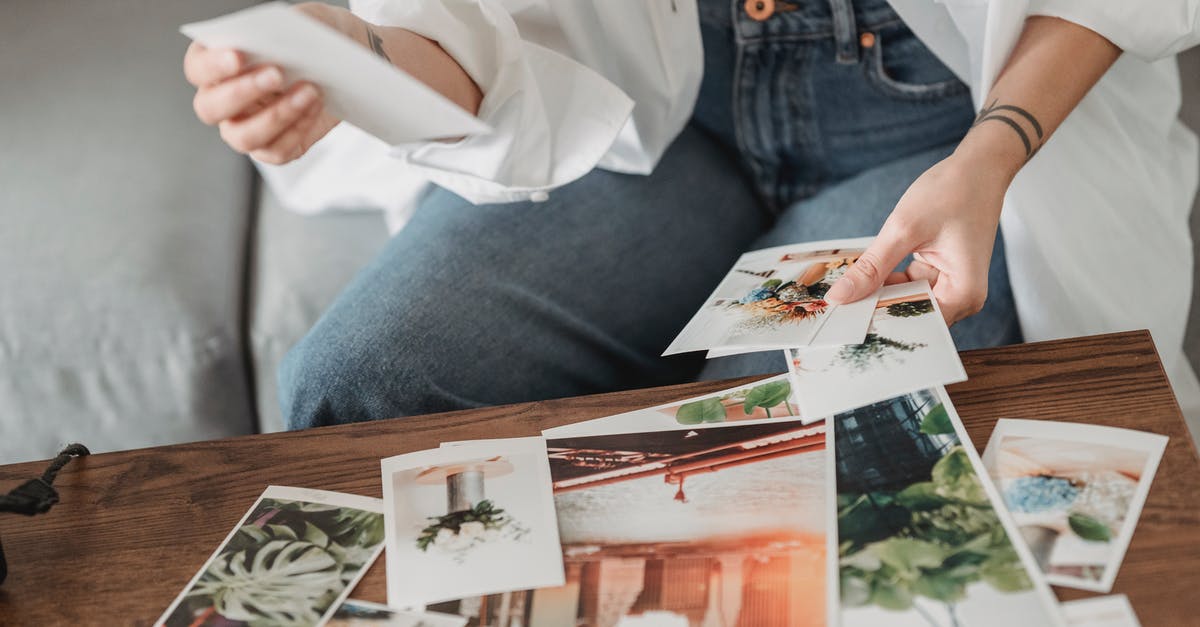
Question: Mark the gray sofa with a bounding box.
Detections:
[1,0,387,463]
[4,1,1200,465]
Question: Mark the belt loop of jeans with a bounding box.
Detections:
[828,0,859,64]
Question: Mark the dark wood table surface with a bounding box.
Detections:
[1,330,1197,626]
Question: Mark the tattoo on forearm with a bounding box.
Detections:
[366,25,390,62]
[972,99,1044,161]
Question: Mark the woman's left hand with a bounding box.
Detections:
[823,135,1020,325]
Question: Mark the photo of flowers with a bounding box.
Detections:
[431,421,830,626]
[157,486,386,627]
[542,374,805,439]
[831,389,1063,627]
[381,437,564,608]
[981,419,1167,592]
[786,280,966,420]
[328,599,467,627]
[663,238,878,356]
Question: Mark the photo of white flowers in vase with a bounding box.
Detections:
[157,486,385,627]
[416,499,530,563]
[982,419,1167,592]
[381,437,564,608]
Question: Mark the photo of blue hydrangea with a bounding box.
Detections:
[984,421,1168,592]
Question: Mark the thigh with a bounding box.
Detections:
[282,125,769,423]
[699,142,1021,379]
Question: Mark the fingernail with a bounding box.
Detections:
[825,278,853,305]
[255,67,283,90]
[290,85,317,109]
[223,51,241,74]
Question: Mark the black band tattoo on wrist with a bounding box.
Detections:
[972,99,1044,161]
[366,25,390,62]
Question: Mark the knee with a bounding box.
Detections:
[276,308,485,430]
[277,328,359,430]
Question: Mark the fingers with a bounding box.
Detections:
[825,220,921,305]
[250,102,327,165]
[184,43,244,87]
[218,83,321,156]
[931,272,988,325]
[904,257,940,286]
[194,65,286,125]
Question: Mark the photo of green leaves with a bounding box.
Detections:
[163,493,385,627]
[672,378,796,425]
[833,389,1058,627]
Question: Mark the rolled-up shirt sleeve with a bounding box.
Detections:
[1028,0,1200,60]
[351,0,635,205]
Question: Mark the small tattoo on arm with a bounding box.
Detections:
[366,25,390,63]
[972,99,1044,161]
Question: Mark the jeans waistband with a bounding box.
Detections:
[716,0,906,61]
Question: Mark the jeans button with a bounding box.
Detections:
[744,0,774,21]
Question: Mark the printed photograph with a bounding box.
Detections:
[832,390,1062,627]
[786,280,966,420]
[381,438,564,607]
[1060,594,1141,627]
[329,599,467,627]
[663,238,877,355]
[432,421,829,626]
[158,486,386,627]
[982,419,1167,592]
[542,374,804,439]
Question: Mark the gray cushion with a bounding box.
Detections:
[249,187,388,433]
[0,0,259,463]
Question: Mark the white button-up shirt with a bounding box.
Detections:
[256,0,1200,373]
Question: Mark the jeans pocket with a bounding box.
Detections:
[862,28,969,101]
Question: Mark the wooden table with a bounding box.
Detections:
[1,330,1197,625]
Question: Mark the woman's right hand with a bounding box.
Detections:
[184,41,340,165]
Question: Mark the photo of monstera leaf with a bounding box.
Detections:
[188,539,343,625]
[163,495,385,627]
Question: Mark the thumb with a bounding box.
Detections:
[825,229,916,305]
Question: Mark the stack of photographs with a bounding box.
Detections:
[153,238,1165,627]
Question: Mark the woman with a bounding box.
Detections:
[184,0,1198,428]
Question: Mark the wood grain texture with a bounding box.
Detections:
[0,330,1196,625]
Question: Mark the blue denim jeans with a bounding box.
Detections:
[278,0,1021,429]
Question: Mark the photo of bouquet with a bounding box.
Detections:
[663,238,878,355]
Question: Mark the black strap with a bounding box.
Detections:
[0,443,89,585]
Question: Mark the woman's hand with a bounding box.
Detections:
[184,2,482,165]
[824,16,1121,326]
[183,3,352,164]
[824,127,1021,325]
